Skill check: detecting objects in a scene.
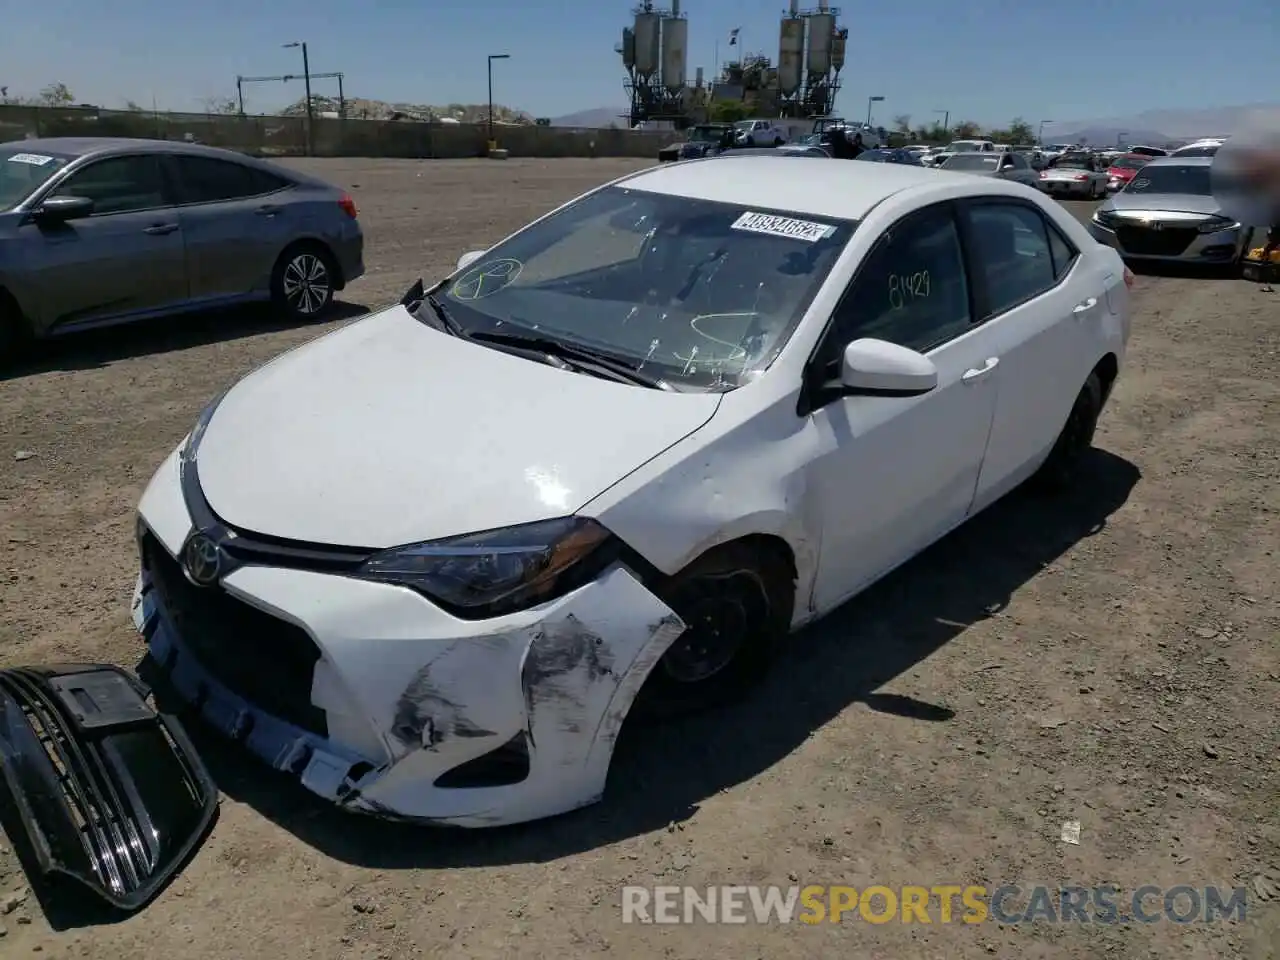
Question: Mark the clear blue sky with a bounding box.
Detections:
[1,0,1274,127]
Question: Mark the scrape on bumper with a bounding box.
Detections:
[133,562,687,828]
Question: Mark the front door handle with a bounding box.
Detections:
[962,357,999,383]
[1072,297,1098,315]
[254,205,279,217]
[143,223,179,235]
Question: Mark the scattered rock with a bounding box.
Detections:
[12,451,34,462]
[353,901,378,914]
[0,890,27,915]
[1202,743,1219,758]
[1193,627,1220,640]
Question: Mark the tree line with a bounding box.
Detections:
[890,114,1038,145]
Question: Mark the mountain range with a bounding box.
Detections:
[550,102,1280,145]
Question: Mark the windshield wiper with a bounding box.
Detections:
[401,279,466,338]
[468,330,671,390]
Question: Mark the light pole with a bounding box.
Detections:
[934,108,949,137]
[865,95,884,129]
[1038,119,1052,145]
[283,42,312,155]
[487,53,510,147]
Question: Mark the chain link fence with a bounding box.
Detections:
[0,105,674,159]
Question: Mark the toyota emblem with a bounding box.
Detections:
[183,533,223,587]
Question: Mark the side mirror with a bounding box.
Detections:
[34,194,94,222]
[839,338,938,397]
[456,250,486,271]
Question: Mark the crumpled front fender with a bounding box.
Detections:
[348,566,686,826]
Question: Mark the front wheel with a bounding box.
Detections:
[271,245,337,321]
[636,543,795,719]
[1031,371,1104,492]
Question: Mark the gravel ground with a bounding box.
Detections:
[0,157,1277,959]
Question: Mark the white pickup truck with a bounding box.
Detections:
[733,119,791,147]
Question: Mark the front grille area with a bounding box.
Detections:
[0,666,216,909]
[143,533,328,736]
[1116,225,1196,257]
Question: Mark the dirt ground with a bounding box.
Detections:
[0,157,1277,959]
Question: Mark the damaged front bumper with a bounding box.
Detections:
[0,664,217,910]
[134,453,687,827]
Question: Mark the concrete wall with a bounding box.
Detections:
[0,105,675,159]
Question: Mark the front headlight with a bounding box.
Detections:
[1197,216,1239,234]
[357,517,617,617]
[1093,209,1119,228]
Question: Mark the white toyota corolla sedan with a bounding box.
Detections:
[133,156,1132,827]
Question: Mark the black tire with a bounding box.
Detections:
[271,243,337,321]
[1031,371,1104,492]
[0,290,32,369]
[636,542,795,719]
[773,137,785,147]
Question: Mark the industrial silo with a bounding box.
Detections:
[778,17,804,97]
[830,28,847,73]
[634,11,661,78]
[620,27,636,71]
[806,11,835,77]
[661,14,688,92]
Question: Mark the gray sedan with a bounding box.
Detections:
[0,137,364,359]
[939,151,1041,187]
[1088,157,1254,265]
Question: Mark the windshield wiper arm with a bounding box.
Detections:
[468,330,670,390]
[401,280,465,338]
[423,292,466,337]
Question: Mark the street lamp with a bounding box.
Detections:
[934,108,950,139]
[1038,119,1052,145]
[487,53,510,147]
[865,95,884,129]
[283,41,312,156]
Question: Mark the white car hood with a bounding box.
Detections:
[195,305,721,548]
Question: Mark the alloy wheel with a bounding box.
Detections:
[282,253,331,316]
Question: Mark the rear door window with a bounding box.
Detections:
[171,156,289,204]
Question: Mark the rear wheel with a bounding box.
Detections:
[271,244,337,321]
[636,542,795,719]
[1031,371,1104,492]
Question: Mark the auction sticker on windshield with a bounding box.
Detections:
[6,153,56,166]
[731,211,836,243]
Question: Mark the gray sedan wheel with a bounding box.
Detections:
[272,246,336,320]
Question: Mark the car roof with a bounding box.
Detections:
[1140,156,1212,167]
[7,137,258,160]
[621,155,1001,220]
[4,136,324,186]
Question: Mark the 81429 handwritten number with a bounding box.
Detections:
[888,270,931,310]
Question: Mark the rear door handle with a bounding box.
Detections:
[254,205,279,217]
[143,223,179,235]
[962,357,999,383]
[1072,297,1098,315]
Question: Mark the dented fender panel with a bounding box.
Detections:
[354,566,686,826]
